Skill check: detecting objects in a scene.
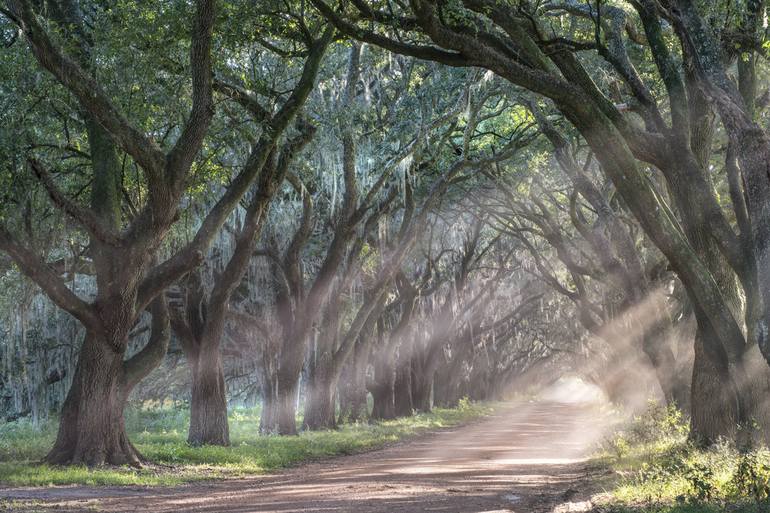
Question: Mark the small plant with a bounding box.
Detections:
[627,400,689,444]
[682,460,716,502]
[611,434,631,460]
[730,449,770,503]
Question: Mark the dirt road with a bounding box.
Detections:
[2,401,611,513]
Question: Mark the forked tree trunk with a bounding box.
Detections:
[45,333,141,466]
[188,345,229,446]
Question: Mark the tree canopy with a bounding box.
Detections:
[2,0,770,468]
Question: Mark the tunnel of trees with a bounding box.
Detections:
[1,0,770,467]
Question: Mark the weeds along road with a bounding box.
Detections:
[2,400,612,513]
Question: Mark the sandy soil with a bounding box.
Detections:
[0,400,612,513]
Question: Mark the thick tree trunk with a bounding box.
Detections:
[303,389,335,430]
[45,333,141,467]
[432,363,451,408]
[468,353,492,402]
[276,371,300,435]
[393,350,413,417]
[303,361,336,431]
[257,338,280,434]
[741,345,770,444]
[369,350,396,420]
[370,385,394,421]
[260,378,278,434]
[440,371,463,408]
[188,346,229,446]
[337,341,369,423]
[411,357,432,413]
[338,384,367,423]
[640,323,679,407]
[690,328,740,445]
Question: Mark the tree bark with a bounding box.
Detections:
[275,363,301,435]
[187,345,229,446]
[370,355,396,421]
[337,339,369,423]
[411,355,432,413]
[690,327,739,444]
[432,364,450,408]
[434,357,463,408]
[303,354,337,430]
[45,333,141,466]
[259,374,278,434]
[393,346,413,417]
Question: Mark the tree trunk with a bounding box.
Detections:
[45,333,141,467]
[303,359,336,430]
[690,326,740,445]
[740,345,770,445]
[188,345,229,446]
[369,349,396,420]
[338,384,367,424]
[260,378,278,434]
[276,371,300,435]
[337,341,369,423]
[435,362,463,408]
[393,349,413,417]
[433,362,451,408]
[411,357,432,413]
[640,321,679,407]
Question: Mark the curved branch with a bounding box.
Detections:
[136,30,332,310]
[213,79,270,121]
[0,224,98,330]
[310,0,472,67]
[165,0,216,186]
[29,159,121,246]
[123,296,170,391]
[7,0,165,181]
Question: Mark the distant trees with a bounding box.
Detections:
[311,0,770,444]
[168,33,331,446]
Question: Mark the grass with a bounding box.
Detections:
[0,399,493,487]
[593,401,770,513]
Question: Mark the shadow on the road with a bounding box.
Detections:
[2,401,613,513]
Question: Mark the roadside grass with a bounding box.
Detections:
[593,401,770,513]
[0,399,493,487]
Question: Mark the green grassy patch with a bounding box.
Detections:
[0,399,493,487]
[594,401,770,513]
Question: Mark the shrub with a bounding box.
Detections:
[729,449,770,503]
[599,401,770,511]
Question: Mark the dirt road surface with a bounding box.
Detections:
[1,401,612,513]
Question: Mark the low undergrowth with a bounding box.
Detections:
[0,399,493,487]
[594,401,770,513]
